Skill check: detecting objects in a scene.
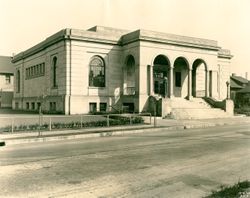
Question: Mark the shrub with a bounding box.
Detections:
[235,107,250,116]
[1,115,144,132]
[205,180,250,198]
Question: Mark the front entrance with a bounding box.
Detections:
[153,68,168,97]
[153,55,170,97]
[173,57,189,97]
[192,59,207,97]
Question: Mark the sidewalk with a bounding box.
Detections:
[1,116,250,146]
[158,116,250,128]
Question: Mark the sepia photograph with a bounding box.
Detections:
[0,0,250,197]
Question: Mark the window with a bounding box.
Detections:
[31,102,35,110]
[89,103,97,113]
[42,63,45,74]
[122,103,135,113]
[175,72,181,87]
[39,64,42,74]
[5,75,11,84]
[15,102,19,109]
[37,102,41,110]
[89,56,105,87]
[100,103,107,112]
[26,63,45,79]
[36,65,39,75]
[31,67,34,76]
[26,102,29,110]
[52,57,57,87]
[17,70,20,92]
[49,102,56,111]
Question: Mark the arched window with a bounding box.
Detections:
[126,55,135,77]
[52,57,57,87]
[89,56,105,87]
[17,70,20,93]
[123,55,136,95]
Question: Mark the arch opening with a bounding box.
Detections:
[173,57,189,98]
[123,55,136,95]
[153,55,170,97]
[52,57,57,88]
[17,70,20,93]
[192,59,207,97]
[89,56,105,87]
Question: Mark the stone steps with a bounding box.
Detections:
[170,98,210,109]
[168,98,231,119]
[172,108,231,119]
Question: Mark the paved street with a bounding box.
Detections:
[1,124,250,198]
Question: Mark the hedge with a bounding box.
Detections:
[1,116,144,132]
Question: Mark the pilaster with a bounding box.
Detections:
[169,66,174,98]
[188,68,193,100]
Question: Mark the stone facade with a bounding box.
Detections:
[12,26,233,114]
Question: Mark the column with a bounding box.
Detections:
[205,70,209,97]
[226,81,230,99]
[169,67,174,98]
[150,65,154,95]
[188,69,192,100]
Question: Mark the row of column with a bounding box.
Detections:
[149,65,209,99]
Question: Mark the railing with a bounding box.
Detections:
[123,87,136,95]
[0,113,152,134]
[203,97,224,109]
[109,105,121,113]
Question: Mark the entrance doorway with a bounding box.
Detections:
[153,55,170,97]
[173,57,189,98]
[192,59,207,97]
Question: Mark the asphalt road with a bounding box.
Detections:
[1,124,250,198]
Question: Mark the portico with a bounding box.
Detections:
[147,55,210,101]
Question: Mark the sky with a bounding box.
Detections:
[1,0,250,78]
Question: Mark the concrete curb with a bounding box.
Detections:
[3,125,185,145]
[3,118,250,146]
[184,123,215,129]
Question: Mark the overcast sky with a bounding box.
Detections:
[1,0,250,78]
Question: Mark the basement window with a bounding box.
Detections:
[89,103,97,113]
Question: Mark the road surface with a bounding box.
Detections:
[1,124,250,197]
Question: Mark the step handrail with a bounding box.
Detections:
[203,97,224,109]
[109,105,121,114]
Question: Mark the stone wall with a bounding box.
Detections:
[67,40,124,114]
[218,58,231,100]
[13,41,67,112]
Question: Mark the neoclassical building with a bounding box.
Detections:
[12,26,233,116]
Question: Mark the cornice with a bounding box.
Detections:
[12,29,67,63]
[12,26,232,63]
[121,29,220,51]
[218,49,233,59]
